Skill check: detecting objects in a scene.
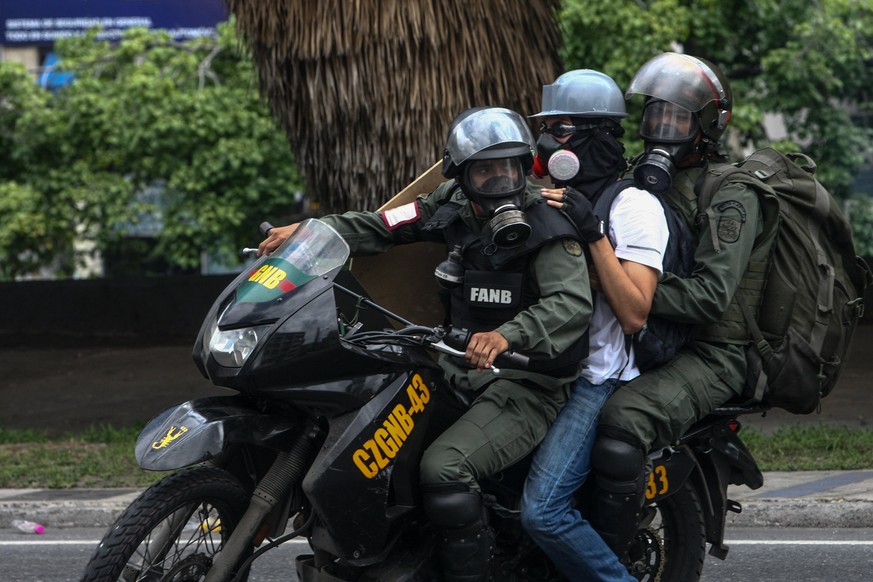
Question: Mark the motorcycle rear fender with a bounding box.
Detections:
[134,395,300,471]
[686,422,764,560]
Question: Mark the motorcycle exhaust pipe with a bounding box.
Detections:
[205,425,318,582]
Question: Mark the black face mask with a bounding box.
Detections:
[535,130,626,195]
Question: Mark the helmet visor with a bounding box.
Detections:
[640,101,698,142]
[464,158,525,198]
[446,108,534,166]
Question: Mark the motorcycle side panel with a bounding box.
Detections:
[302,368,447,561]
[134,396,299,471]
[645,448,696,505]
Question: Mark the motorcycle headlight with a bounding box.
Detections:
[208,324,272,368]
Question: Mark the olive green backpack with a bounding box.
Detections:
[697,148,872,414]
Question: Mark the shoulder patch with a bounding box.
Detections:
[381,202,421,230]
[715,200,747,244]
[562,238,583,257]
[717,217,742,243]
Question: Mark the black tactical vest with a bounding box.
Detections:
[422,192,589,376]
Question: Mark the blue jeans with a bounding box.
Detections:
[521,377,635,582]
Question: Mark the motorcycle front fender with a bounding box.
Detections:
[135,395,300,471]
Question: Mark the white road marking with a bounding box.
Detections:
[727,540,873,545]
[5,538,870,547]
[0,538,311,546]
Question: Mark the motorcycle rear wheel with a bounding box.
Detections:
[629,479,706,582]
[80,466,250,582]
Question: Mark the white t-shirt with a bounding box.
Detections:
[581,186,669,385]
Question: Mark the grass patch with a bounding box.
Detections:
[0,425,162,489]
[740,424,873,471]
[2,424,873,488]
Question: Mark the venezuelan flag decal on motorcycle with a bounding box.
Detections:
[236,258,317,303]
[352,373,432,479]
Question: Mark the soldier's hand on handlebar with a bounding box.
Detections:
[257,224,300,257]
[466,331,510,372]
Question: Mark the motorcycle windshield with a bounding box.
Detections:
[235,220,350,303]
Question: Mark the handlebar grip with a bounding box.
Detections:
[494,350,529,370]
[443,326,529,370]
[259,221,275,237]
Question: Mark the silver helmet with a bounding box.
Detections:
[530,69,627,119]
[442,107,535,179]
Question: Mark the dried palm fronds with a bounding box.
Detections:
[227,0,562,213]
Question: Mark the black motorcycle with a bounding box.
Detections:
[80,218,765,582]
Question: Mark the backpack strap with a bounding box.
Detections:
[735,290,771,404]
[807,177,835,355]
[591,179,635,376]
[592,178,635,233]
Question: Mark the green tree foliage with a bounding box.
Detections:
[0,22,302,280]
[559,0,873,199]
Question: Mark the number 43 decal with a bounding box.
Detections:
[646,465,669,500]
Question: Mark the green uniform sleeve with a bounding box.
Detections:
[320,211,404,255]
[651,181,762,323]
[320,186,447,255]
[496,239,592,358]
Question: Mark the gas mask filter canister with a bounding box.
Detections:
[487,204,531,248]
[547,150,581,183]
[535,132,585,185]
[633,147,677,194]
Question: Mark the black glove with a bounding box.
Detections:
[561,186,604,243]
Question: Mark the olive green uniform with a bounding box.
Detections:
[322,180,593,487]
[599,167,771,451]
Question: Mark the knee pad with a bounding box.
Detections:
[592,433,645,490]
[590,434,647,557]
[421,481,484,532]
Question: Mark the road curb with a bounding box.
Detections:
[726,499,873,528]
[3,497,873,530]
[0,489,141,529]
[0,499,131,529]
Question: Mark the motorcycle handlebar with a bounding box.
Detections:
[241,222,277,255]
[494,349,531,370]
[440,326,529,371]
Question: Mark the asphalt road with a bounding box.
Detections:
[3,526,872,582]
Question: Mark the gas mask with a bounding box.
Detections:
[535,133,582,184]
[534,124,626,193]
[634,101,699,193]
[462,158,531,248]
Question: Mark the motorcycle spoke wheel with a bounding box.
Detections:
[628,479,705,582]
[81,467,250,582]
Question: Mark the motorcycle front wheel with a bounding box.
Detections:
[628,478,706,582]
[80,466,250,582]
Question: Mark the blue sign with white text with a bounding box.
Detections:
[1,0,228,45]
